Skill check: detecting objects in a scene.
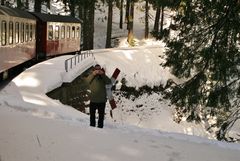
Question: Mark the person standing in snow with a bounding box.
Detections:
[86,64,111,128]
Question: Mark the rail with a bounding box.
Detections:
[65,50,94,72]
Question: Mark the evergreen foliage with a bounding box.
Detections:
[164,0,240,135]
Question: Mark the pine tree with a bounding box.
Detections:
[119,0,124,29]
[151,0,180,39]
[88,0,95,49]
[127,0,135,45]
[145,0,149,39]
[1,0,4,5]
[34,0,42,12]
[63,0,77,17]
[165,0,240,127]
[106,0,113,48]
[125,0,130,25]
[25,0,29,9]
[153,5,160,33]
[16,0,29,9]
[34,0,51,12]
[16,0,23,9]
[79,0,95,50]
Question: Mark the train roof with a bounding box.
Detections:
[31,12,82,23]
[0,5,36,20]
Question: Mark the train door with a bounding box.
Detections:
[36,21,47,59]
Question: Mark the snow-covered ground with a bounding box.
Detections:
[92,46,212,138]
[1,46,240,161]
[94,1,168,49]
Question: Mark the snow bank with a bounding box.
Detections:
[92,46,176,88]
[1,47,240,161]
[0,55,94,122]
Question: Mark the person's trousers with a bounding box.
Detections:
[89,102,106,128]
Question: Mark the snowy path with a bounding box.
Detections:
[1,106,240,161]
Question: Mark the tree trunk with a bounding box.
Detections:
[83,6,89,50]
[78,4,83,20]
[82,0,95,50]
[153,5,161,33]
[88,1,95,49]
[119,0,123,29]
[106,0,113,48]
[125,0,130,25]
[69,0,76,17]
[34,0,42,12]
[127,0,134,45]
[145,0,149,39]
[25,0,29,9]
[46,0,51,10]
[160,6,164,36]
[17,0,23,9]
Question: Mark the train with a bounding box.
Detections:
[0,5,82,81]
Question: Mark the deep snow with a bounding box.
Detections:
[1,47,240,161]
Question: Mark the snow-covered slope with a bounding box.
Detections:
[1,105,240,161]
[92,46,213,138]
[1,47,240,161]
[92,45,173,88]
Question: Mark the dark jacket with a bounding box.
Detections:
[86,71,111,103]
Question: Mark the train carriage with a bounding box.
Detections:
[0,5,82,81]
[31,12,81,58]
[0,5,36,75]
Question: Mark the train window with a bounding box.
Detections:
[33,24,36,40]
[72,26,75,38]
[9,21,13,44]
[67,26,70,38]
[21,22,24,43]
[25,23,29,42]
[29,24,32,41]
[55,25,59,40]
[76,26,80,38]
[48,25,53,40]
[1,21,7,46]
[61,26,65,39]
[15,22,19,43]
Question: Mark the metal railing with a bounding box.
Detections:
[65,50,94,72]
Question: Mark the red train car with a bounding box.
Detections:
[0,5,36,76]
[31,12,81,58]
[0,6,82,81]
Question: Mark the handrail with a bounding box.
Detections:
[65,50,94,72]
